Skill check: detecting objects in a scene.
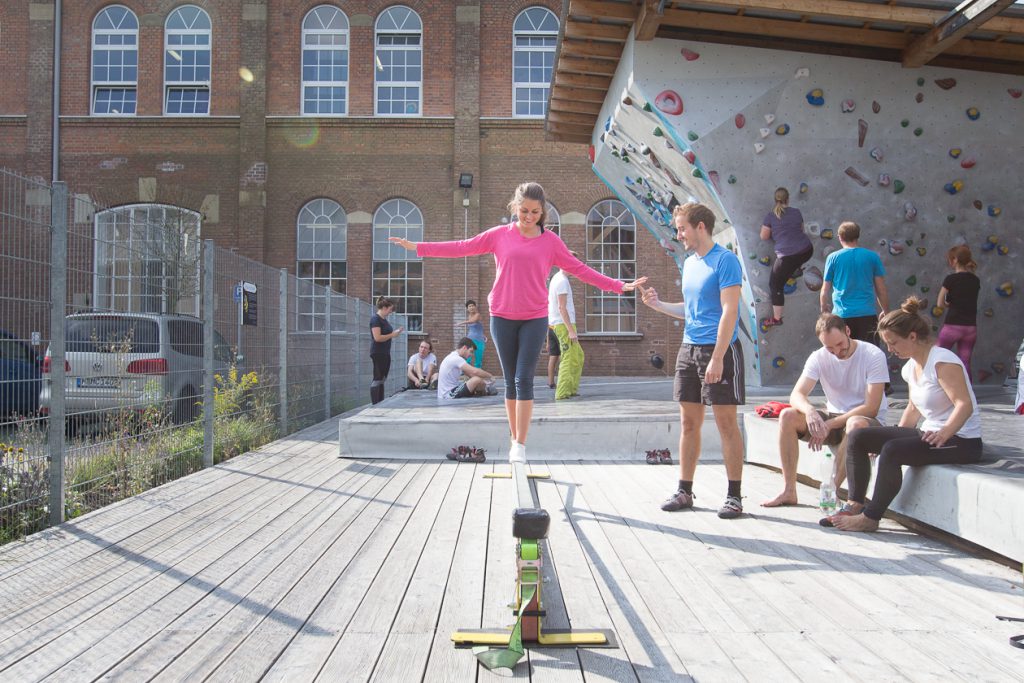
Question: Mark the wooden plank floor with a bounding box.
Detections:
[1,423,1022,682]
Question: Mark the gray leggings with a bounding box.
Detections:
[490,315,548,400]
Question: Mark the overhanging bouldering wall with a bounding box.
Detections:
[590,35,1023,386]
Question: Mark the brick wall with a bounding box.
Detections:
[0,0,681,378]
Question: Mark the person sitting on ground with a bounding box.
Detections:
[762,313,889,507]
[829,296,983,532]
[437,337,498,400]
[407,340,438,390]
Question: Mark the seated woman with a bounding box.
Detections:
[826,296,982,532]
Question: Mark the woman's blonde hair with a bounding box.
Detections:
[947,245,977,272]
[877,296,931,341]
[507,182,547,227]
[772,187,790,219]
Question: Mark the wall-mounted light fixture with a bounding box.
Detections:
[458,173,473,189]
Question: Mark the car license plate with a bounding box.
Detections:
[77,376,120,389]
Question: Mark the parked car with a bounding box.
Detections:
[39,313,235,424]
[0,330,42,417]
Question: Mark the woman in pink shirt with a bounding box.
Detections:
[390,182,646,463]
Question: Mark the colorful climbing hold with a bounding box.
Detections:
[799,182,809,194]
[795,67,810,78]
[973,199,983,210]
[921,286,930,293]
[776,123,790,136]
[652,126,664,137]
[783,278,798,295]
[1010,89,1023,99]
[960,157,976,169]
[588,145,595,163]
[754,142,765,154]
[872,100,881,114]
[906,239,913,246]
[683,150,695,164]
[966,107,980,121]
[759,127,771,139]
[906,275,917,286]
[983,308,994,317]
[845,167,869,187]
[901,119,910,128]
[680,47,700,61]
[870,147,884,162]
[915,92,924,103]
[878,173,891,187]
[889,240,905,255]
[758,255,771,266]
[643,102,653,112]
[949,148,962,159]
[858,119,868,148]
[931,306,944,318]
[841,99,856,113]
[992,362,1007,374]
[772,357,786,369]
[998,245,1010,256]
[654,90,684,116]
[995,281,1013,297]
[935,78,957,90]
[904,203,918,221]
[735,113,746,129]
[916,247,927,257]
[692,168,704,179]
[709,171,722,194]
[947,215,956,223]
[913,127,923,137]
[806,89,825,106]
[687,131,698,141]
[893,179,906,194]
[916,77,925,87]
[944,180,964,195]
[621,96,633,106]
[764,114,776,125]
[727,174,737,185]
[820,228,834,240]
[988,205,1001,217]
[804,266,823,292]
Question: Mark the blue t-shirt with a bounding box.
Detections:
[823,247,885,318]
[681,243,743,345]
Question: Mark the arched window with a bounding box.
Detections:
[296,198,347,330]
[545,202,561,237]
[375,6,422,116]
[585,200,637,333]
[372,199,424,331]
[301,6,349,115]
[512,7,558,118]
[94,205,202,315]
[92,5,139,115]
[164,5,212,115]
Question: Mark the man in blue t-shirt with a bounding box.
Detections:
[639,202,746,519]
[820,221,889,343]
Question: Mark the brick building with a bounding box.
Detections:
[0,0,682,376]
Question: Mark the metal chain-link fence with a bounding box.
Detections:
[0,168,405,545]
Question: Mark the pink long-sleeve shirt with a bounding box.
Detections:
[417,223,626,320]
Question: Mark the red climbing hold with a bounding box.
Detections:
[735,113,746,129]
[680,48,700,61]
[654,90,684,116]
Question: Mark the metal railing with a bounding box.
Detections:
[0,167,406,545]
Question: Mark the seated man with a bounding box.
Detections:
[437,337,497,400]
[762,313,889,507]
[407,340,438,389]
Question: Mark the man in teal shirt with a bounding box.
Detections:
[639,203,746,519]
[820,221,889,342]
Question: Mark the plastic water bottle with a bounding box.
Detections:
[819,450,837,515]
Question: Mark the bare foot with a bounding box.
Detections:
[833,512,879,532]
[761,492,799,507]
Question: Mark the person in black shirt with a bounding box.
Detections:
[369,297,404,404]
[935,245,980,382]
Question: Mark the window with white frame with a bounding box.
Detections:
[512,7,558,118]
[585,200,637,333]
[372,199,424,331]
[302,6,349,115]
[545,202,561,236]
[296,198,347,331]
[164,5,211,115]
[92,5,139,115]
[374,6,422,116]
[94,205,202,315]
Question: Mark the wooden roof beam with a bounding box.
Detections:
[558,55,619,76]
[902,0,1017,67]
[548,110,599,127]
[567,0,639,23]
[549,97,605,115]
[549,85,609,103]
[553,72,614,90]
[635,1,666,41]
[563,20,632,42]
[561,38,626,59]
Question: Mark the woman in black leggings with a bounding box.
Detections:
[369,297,403,404]
[826,296,982,531]
[759,187,813,329]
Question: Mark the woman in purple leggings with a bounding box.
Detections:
[935,245,980,382]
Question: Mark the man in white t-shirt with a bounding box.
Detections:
[762,313,890,507]
[548,251,584,400]
[437,337,497,400]
[407,340,438,389]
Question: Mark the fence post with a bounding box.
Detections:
[324,288,332,420]
[278,268,288,435]
[47,181,68,527]
[202,240,215,468]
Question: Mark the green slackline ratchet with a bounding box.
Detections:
[472,539,540,671]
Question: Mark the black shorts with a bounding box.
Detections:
[673,341,745,406]
[547,328,561,357]
[797,410,881,447]
[444,381,474,400]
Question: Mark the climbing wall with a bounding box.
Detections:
[591,36,1023,386]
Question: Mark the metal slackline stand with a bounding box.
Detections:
[451,460,616,671]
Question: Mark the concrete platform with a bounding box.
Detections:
[338,377,786,462]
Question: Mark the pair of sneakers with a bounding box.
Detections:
[661,490,744,519]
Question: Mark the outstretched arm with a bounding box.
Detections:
[389,228,495,259]
[637,284,687,320]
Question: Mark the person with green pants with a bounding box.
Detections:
[548,251,584,399]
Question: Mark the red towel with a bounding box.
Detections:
[755,400,791,418]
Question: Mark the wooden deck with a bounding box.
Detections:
[1,420,1022,682]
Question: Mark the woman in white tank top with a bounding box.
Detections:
[825,296,983,532]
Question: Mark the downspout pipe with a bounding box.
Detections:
[52,0,62,182]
